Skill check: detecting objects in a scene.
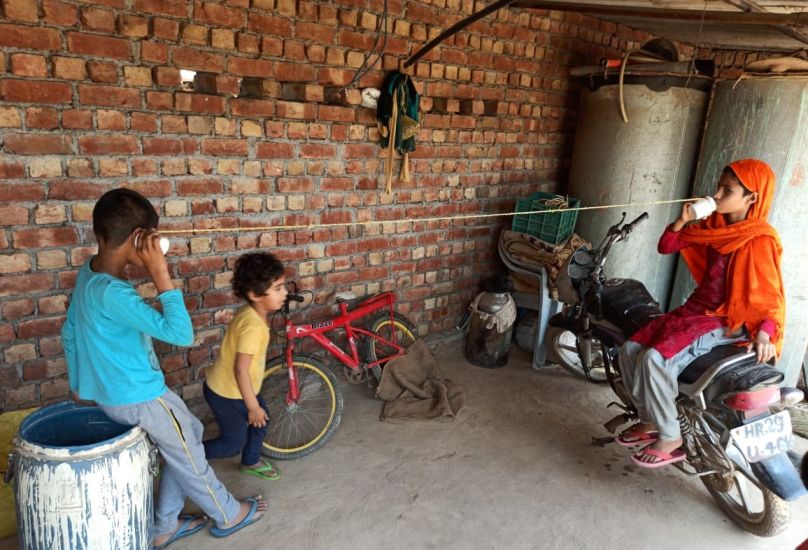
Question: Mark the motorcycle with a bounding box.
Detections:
[546,211,806,536]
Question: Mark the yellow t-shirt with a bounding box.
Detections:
[205,304,269,399]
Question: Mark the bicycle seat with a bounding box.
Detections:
[334,293,370,311]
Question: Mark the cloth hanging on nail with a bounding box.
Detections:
[376,71,419,194]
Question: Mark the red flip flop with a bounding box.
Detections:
[615,430,659,447]
[631,447,686,469]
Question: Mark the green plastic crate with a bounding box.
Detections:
[511,192,580,244]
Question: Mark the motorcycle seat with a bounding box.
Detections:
[678,345,743,384]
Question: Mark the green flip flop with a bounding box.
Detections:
[240,460,281,481]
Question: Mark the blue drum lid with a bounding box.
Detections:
[19,401,133,449]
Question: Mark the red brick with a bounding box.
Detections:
[275,62,315,82]
[237,33,259,53]
[227,57,274,77]
[173,47,224,72]
[68,32,132,60]
[277,177,313,192]
[261,36,283,56]
[298,22,333,43]
[0,24,61,51]
[256,142,294,158]
[275,101,316,119]
[120,15,150,37]
[146,91,173,110]
[42,0,78,26]
[0,162,26,179]
[127,179,172,197]
[4,0,38,21]
[14,227,79,248]
[62,109,93,129]
[154,66,181,86]
[247,13,291,35]
[0,206,28,224]
[0,273,53,298]
[142,137,197,155]
[132,112,158,132]
[141,41,169,63]
[54,57,88,80]
[230,99,275,117]
[49,180,109,200]
[10,54,48,77]
[97,109,126,130]
[17,317,65,339]
[176,178,225,195]
[78,84,141,107]
[78,135,140,154]
[87,61,118,83]
[344,144,377,158]
[153,18,180,40]
[174,92,226,114]
[300,144,336,158]
[201,139,248,156]
[194,1,244,28]
[319,105,355,122]
[2,185,49,207]
[4,135,72,155]
[25,107,59,129]
[133,0,188,17]
[1,80,71,104]
[80,7,116,32]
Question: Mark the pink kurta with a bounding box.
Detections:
[629,225,774,359]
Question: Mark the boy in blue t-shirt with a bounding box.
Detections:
[62,189,266,548]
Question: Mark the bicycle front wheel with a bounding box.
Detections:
[261,355,343,460]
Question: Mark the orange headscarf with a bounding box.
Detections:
[679,159,785,352]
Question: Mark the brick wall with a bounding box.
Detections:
[0,0,660,411]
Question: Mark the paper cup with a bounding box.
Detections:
[159,237,170,255]
[688,196,716,220]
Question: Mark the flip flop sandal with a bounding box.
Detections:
[154,515,207,549]
[210,496,265,538]
[630,447,686,469]
[615,430,659,447]
[241,460,281,481]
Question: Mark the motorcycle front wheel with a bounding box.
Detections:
[691,412,790,537]
[545,326,607,383]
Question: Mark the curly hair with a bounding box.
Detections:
[232,253,285,302]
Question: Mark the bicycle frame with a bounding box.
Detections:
[282,291,408,402]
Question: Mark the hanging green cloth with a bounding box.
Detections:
[376,71,419,193]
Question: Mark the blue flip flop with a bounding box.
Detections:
[210,496,265,538]
[154,515,207,550]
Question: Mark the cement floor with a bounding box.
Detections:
[3,341,807,550]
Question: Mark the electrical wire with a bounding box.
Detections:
[339,0,388,92]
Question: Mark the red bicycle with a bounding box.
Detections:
[260,290,418,459]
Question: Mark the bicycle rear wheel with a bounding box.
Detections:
[261,354,343,460]
[363,312,418,382]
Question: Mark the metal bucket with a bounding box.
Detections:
[8,402,155,549]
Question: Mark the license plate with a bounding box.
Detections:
[730,410,794,463]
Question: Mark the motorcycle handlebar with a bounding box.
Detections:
[286,294,305,303]
[622,212,649,234]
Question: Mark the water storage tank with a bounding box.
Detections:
[568,73,710,309]
[669,76,808,386]
[10,402,154,550]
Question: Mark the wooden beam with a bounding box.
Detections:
[510,0,808,25]
[723,0,808,45]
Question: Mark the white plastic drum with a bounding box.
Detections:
[9,402,154,549]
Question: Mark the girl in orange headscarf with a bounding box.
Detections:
[616,159,785,469]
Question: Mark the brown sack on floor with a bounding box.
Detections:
[375,340,467,422]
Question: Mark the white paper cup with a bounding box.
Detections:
[159,237,170,255]
[688,196,716,219]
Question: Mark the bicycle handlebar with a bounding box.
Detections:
[286,294,305,303]
[623,212,649,234]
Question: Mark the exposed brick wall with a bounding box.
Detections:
[0,0,661,411]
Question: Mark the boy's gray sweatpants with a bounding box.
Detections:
[619,327,744,440]
[100,390,241,535]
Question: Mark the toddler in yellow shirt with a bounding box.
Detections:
[203,253,288,479]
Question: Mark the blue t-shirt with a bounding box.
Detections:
[61,259,194,406]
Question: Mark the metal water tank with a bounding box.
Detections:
[568,74,710,310]
[669,75,808,386]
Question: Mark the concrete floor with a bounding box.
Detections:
[3,340,807,550]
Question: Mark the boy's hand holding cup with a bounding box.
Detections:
[133,229,173,293]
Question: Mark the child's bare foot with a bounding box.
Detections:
[153,515,207,549]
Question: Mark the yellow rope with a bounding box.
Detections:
[159,197,690,236]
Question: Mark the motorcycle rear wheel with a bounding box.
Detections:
[692,412,790,537]
[545,326,607,383]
